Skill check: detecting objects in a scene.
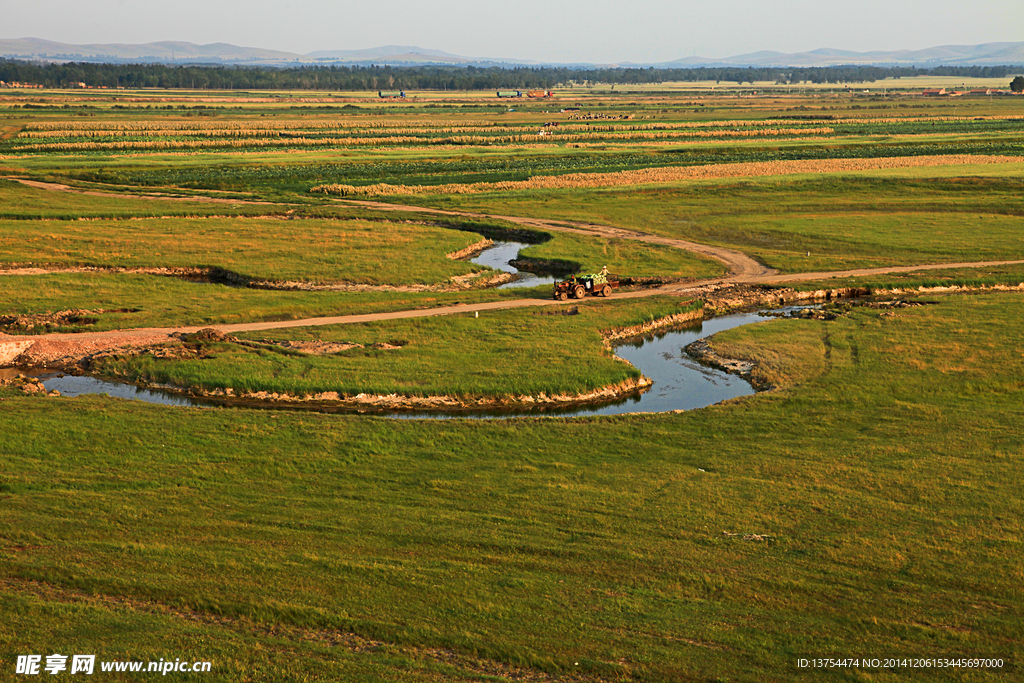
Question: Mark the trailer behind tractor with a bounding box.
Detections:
[552,272,618,300]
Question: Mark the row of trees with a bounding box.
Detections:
[0,60,1020,91]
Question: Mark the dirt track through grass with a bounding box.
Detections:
[337,198,772,281]
[4,175,1024,365]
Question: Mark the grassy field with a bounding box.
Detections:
[0,176,719,334]
[427,173,1024,274]
[0,272,559,333]
[0,216,495,284]
[0,178,292,219]
[515,231,724,279]
[786,262,1024,292]
[2,292,1022,681]
[2,86,1023,681]
[90,298,695,398]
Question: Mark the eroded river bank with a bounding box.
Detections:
[2,308,798,419]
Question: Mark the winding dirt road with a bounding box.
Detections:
[336,198,774,282]
[2,177,1023,364]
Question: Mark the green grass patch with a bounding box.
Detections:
[1,292,1022,680]
[0,216,492,285]
[92,297,697,397]
[0,178,292,220]
[430,175,1024,272]
[4,92,1024,681]
[784,262,1024,291]
[518,232,725,279]
[0,273,553,333]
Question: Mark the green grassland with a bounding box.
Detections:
[0,216,492,284]
[3,88,1024,681]
[427,174,1024,273]
[787,262,1024,292]
[0,273,556,333]
[5,89,1023,204]
[0,178,291,220]
[516,231,724,279]
[91,298,695,399]
[2,292,1022,681]
[10,131,1024,202]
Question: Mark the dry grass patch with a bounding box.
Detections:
[311,154,1024,197]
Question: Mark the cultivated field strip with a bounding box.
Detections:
[311,154,1024,196]
[20,114,1024,133]
[10,113,1024,154]
[11,127,838,152]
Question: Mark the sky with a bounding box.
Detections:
[4,0,1023,63]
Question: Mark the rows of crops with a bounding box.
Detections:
[7,114,1024,155]
[57,138,1024,193]
[9,127,841,153]
[309,154,1024,196]
[19,113,1024,132]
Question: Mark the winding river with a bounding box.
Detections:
[470,241,559,290]
[7,309,784,419]
[4,243,797,419]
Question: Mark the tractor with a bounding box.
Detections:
[552,272,617,300]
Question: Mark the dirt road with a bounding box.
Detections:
[3,177,1023,364]
[337,198,773,282]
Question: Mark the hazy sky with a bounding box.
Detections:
[5,0,1023,63]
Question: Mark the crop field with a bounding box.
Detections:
[1,82,1023,681]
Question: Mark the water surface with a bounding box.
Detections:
[471,241,559,290]
[10,309,784,419]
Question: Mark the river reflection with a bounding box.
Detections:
[470,241,560,290]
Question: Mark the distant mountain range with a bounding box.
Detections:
[656,43,1024,68]
[2,37,1023,68]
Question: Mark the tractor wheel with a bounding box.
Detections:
[601,285,612,297]
[573,285,586,299]
[557,291,568,301]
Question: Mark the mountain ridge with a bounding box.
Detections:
[2,37,1022,68]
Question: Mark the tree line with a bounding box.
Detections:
[0,60,1019,91]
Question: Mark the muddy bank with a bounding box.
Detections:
[598,278,868,348]
[445,238,494,260]
[0,338,34,364]
[684,338,765,390]
[0,308,139,334]
[0,372,60,397]
[154,376,655,413]
[0,262,515,293]
[696,283,872,313]
[697,281,1024,313]
[602,308,705,343]
[681,293,967,394]
[16,322,652,411]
